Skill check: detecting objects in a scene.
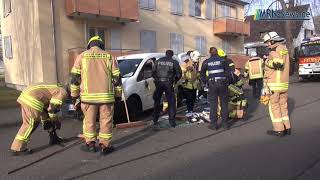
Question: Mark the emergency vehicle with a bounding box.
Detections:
[298,37,320,80]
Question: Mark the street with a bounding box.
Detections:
[1,77,320,180]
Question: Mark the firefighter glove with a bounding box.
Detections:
[43,121,54,130]
[273,62,284,70]
[52,120,61,130]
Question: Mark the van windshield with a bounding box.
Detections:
[118,58,143,78]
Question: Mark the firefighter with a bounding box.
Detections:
[152,50,182,128]
[244,52,264,99]
[218,49,235,73]
[262,31,291,136]
[181,50,201,116]
[70,36,122,154]
[10,83,68,156]
[201,47,231,130]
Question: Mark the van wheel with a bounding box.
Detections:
[127,96,142,120]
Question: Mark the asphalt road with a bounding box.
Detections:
[1,78,320,180]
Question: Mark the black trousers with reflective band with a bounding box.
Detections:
[183,88,197,112]
[249,78,263,98]
[153,81,176,123]
[208,80,229,125]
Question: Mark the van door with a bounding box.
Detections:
[137,58,156,110]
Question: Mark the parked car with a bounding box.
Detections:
[115,53,165,121]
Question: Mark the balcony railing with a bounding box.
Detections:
[66,0,139,22]
[213,17,250,36]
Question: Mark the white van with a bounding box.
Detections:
[116,53,165,118]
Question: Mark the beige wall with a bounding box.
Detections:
[2,0,50,88]
[2,0,246,87]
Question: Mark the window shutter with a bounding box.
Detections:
[110,29,121,51]
[189,0,195,16]
[195,36,201,52]
[149,0,156,10]
[4,36,13,59]
[140,31,147,53]
[151,31,157,52]
[170,33,177,54]
[201,37,207,55]
[178,0,183,15]
[171,0,177,14]
[178,34,184,54]
[206,0,212,19]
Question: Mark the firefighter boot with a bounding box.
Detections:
[285,128,292,135]
[80,141,97,153]
[266,130,285,137]
[99,143,115,156]
[49,130,63,145]
[11,148,33,156]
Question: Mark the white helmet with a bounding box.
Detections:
[263,31,284,43]
[190,51,201,62]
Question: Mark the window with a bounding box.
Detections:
[3,0,11,18]
[88,27,106,44]
[140,30,157,53]
[139,0,156,10]
[222,40,231,53]
[170,33,184,55]
[171,0,183,15]
[195,36,207,55]
[218,4,235,18]
[4,36,13,59]
[189,0,212,19]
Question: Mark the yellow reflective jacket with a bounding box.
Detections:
[264,42,290,92]
[70,47,122,103]
[244,57,264,80]
[17,83,68,117]
[181,60,200,90]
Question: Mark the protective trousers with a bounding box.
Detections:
[81,103,114,147]
[11,105,41,151]
[208,80,229,126]
[153,81,176,123]
[183,88,197,112]
[250,78,263,98]
[268,92,291,131]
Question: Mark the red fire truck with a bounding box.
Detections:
[298,37,320,80]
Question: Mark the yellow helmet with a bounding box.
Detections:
[87,36,103,45]
[217,49,226,57]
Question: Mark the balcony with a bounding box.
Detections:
[213,17,250,36]
[66,0,139,22]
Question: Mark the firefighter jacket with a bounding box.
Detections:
[264,42,290,92]
[225,58,235,73]
[70,46,122,104]
[181,59,200,90]
[244,57,264,80]
[152,57,182,84]
[17,83,68,119]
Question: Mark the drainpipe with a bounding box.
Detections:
[50,0,59,83]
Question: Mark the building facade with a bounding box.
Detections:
[1,0,249,89]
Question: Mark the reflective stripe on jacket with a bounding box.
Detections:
[17,84,67,113]
[70,46,122,103]
[264,43,290,92]
[245,57,264,80]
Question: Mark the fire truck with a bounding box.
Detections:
[297,37,320,80]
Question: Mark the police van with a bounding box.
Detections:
[296,37,320,80]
